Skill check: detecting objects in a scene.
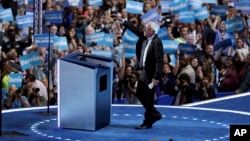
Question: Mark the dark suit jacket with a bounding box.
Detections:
[123,21,164,84]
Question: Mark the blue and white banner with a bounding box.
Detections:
[122,40,137,58]
[91,49,112,57]
[194,7,209,21]
[178,43,196,55]
[122,29,138,41]
[125,0,143,14]
[9,73,23,88]
[101,33,115,47]
[44,10,63,24]
[140,8,161,25]
[16,15,33,29]
[178,11,195,23]
[87,0,102,7]
[26,9,34,15]
[54,37,68,51]
[234,1,250,14]
[169,0,188,15]
[162,40,179,54]
[160,1,171,13]
[169,54,176,66]
[19,51,42,71]
[0,8,14,22]
[214,38,232,51]
[224,17,244,33]
[201,0,217,3]
[158,27,169,40]
[210,5,227,16]
[27,0,34,5]
[17,0,25,7]
[34,34,54,47]
[187,0,202,10]
[85,32,105,46]
[64,0,83,7]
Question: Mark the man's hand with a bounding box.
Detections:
[152,79,159,86]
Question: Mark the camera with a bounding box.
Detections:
[15,88,22,95]
[33,87,40,93]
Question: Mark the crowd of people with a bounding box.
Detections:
[0,0,250,110]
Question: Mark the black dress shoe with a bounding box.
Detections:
[134,124,152,130]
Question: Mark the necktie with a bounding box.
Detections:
[139,39,148,68]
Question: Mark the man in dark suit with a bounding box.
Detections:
[123,21,164,129]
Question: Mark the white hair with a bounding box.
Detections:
[146,21,160,34]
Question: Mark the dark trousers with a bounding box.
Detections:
[136,80,161,126]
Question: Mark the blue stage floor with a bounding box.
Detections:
[1,92,250,141]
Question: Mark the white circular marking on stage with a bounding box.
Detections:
[30,115,229,141]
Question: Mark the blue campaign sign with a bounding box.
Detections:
[34,34,54,47]
[235,1,250,14]
[17,0,25,7]
[19,51,43,71]
[194,7,209,21]
[25,9,34,15]
[158,27,169,40]
[91,49,112,57]
[178,11,195,23]
[187,0,202,10]
[87,0,102,7]
[201,0,217,3]
[85,32,105,46]
[214,38,232,51]
[122,29,138,41]
[162,40,179,54]
[210,5,228,16]
[27,0,33,5]
[0,8,14,22]
[9,73,23,88]
[160,1,171,13]
[44,10,63,24]
[225,17,244,33]
[16,15,33,29]
[140,8,161,25]
[169,0,188,15]
[122,40,137,58]
[54,37,68,51]
[64,0,83,7]
[169,54,177,66]
[125,0,143,14]
[178,43,196,55]
[101,33,115,47]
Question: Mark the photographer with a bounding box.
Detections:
[197,77,216,101]
[127,72,140,104]
[23,83,47,107]
[172,73,196,105]
[2,85,30,109]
